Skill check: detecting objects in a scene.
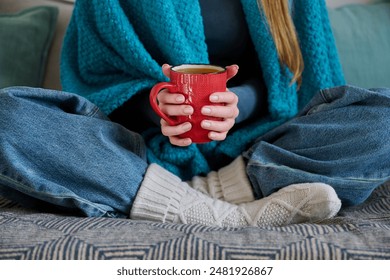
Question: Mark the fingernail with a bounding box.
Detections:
[202,107,212,114]
[209,132,217,139]
[176,95,185,102]
[210,95,219,102]
[183,106,193,114]
[202,121,211,128]
[182,123,192,131]
[183,138,192,145]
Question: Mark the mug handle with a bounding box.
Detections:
[149,82,177,126]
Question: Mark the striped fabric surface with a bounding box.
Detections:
[0,182,389,260]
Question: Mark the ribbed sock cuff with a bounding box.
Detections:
[206,171,223,200]
[130,164,185,223]
[218,156,255,204]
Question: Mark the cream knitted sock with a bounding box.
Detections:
[130,164,341,228]
[187,156,255,204]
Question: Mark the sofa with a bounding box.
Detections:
[0,0,389,260]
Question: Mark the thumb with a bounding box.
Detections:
[162,64,171,78]
[226,64,239,81]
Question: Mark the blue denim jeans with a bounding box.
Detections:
[245,86,390,206]
[0,87,147,218]
[0,86,389,217]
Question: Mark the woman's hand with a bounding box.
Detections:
[200,86,239,141]
[158,64,239,146]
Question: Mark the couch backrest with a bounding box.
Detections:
[327,0,375,8]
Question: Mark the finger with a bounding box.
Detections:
[162,64,171,78]
[161,119,193,146]
[157,90,185,104]
[169,136,192,147]
[226,64,239,81]
[201,118,235,132]
[161,119,192,137]
[201,105,239,119]
[208,131,228,141]
[161,104,193,116]
[209,90,238,105]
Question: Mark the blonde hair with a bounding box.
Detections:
[258,0,304,86]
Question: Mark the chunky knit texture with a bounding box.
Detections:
[61,0,345,179]
[130,164,342,227]
[187,156,255,204]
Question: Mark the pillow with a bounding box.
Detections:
[328,2,390,89]
[0,6,58,89]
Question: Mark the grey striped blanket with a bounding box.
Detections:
[1,182,389,260]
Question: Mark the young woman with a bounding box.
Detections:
[0,0,389,227]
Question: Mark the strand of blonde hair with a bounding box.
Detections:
[258,0,304,86]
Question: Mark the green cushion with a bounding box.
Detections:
[0,6,58,88]
[328,2,390,89]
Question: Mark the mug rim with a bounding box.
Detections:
[171,64,226,74]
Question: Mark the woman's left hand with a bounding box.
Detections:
[200,85,239,141]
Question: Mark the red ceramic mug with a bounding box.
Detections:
[149,64,235,143]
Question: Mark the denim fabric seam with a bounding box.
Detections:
[0,173,109,217]
[305,89,330,116]
[249,162,390,183]
[319,88,331,103]
[84,104,101,118]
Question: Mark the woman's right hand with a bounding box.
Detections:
[157,64,194,146]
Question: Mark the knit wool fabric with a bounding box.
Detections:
[61,0,345,180]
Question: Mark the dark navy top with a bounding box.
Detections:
[199,0,266,123]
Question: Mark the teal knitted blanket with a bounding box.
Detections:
[61,0,345,179]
